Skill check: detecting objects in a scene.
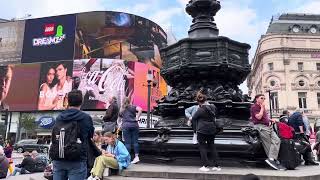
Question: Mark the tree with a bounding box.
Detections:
[20,113,37,138]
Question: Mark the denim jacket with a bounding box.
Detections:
[106,140,131,170]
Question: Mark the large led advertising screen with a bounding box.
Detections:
[72,58,166,111]
[2,64,41,111]
[0,60,73,111]
[0,21,25,65]
[21,15,76,63]
[37,61,73,110]
[75,12,167,69]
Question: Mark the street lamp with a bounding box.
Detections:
[146,70,153,128]
[265,88,272,119]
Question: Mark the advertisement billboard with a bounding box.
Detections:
[0,21,25,65]
[131,62,167,110]
[75,11,167,68]
[73,58,134,110]
[2,64,40,111]
[38,61,73,110]
[21,14,76,63]
[73,58,166,111]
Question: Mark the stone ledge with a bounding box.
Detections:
[119,163,320,180]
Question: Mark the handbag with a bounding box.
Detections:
[202,105,223,134]
[103,121,117,133]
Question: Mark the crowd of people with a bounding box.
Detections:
[1,90,320,179]
[0,146,48,179]
[250,94,319,171]
[48,90,142,180]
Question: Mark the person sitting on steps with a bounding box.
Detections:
[88,132,130,180]
[250,94,285,170]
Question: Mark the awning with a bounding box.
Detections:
[37,132,51,136]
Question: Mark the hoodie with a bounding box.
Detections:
[288,111,305,133]
[55,108,94,161]
[0,155,8,179]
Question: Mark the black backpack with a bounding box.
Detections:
[49,120,85,161]
[34,155,49,172]
[278,139,301,170]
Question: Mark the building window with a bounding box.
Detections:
[270,80,276,86]
[318,93,320,108]
[268,63,274,71]
[317,63,320,71]
[298,80,305,87]
[298,92,307,109]
[270,92,279,111]
[298,62,303,71]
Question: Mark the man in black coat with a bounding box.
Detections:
[12,151,36,175]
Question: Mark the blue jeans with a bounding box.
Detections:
[53,160,87,180]
[123,127,139,154]
[12,167,30,176]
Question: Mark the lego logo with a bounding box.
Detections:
[45,26,54,32]
[44,24,55,35]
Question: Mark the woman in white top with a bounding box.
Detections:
[38,67,57,110]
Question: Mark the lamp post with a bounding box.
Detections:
[146,70,153,128]
[266,88,272,119]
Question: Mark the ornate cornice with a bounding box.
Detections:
[258,47,320,57]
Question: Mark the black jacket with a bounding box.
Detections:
[288,111,305,133]
[55,108,94,161]
[18,155,36,173]
[103,101,119,122]
[192,104,217,135]
[0,155,8,178]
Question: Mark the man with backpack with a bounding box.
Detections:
[50,90,94,180]
[288,109,318,166]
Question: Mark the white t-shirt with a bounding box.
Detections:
[53,80,72,110]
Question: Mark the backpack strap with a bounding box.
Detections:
[272,122,280,138]
[202,105,216,122]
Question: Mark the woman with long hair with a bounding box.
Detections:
[93,131,102,148]
[38,67,57,110]
[192,91,220,172]
[88,132,130,180]
[120,97,142,164]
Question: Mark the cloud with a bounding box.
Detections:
[116,1,156,16]
[0,0,104,20]
[296,1,320,14]
[177,0,189,7]
[149,8,184,31]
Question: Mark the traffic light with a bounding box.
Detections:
[1,111,8,125]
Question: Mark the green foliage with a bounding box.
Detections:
[20,113,37,131]
[0,122,5,138]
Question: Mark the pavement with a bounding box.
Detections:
[9,152,320,180]
[6,163,320,180]
[120,163,320,180]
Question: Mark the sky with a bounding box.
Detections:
[1,0,320,93]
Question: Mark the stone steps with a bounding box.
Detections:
[118,163,320,180]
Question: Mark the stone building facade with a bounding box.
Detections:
[248,14,320,121]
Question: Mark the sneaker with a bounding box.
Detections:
[131,156,140,164]
[265,159,279,170]
[87,175,94,180]
[277,164,286,171]
[305,161,319,166]
[199,166,210,172]
[212,166,221,171]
